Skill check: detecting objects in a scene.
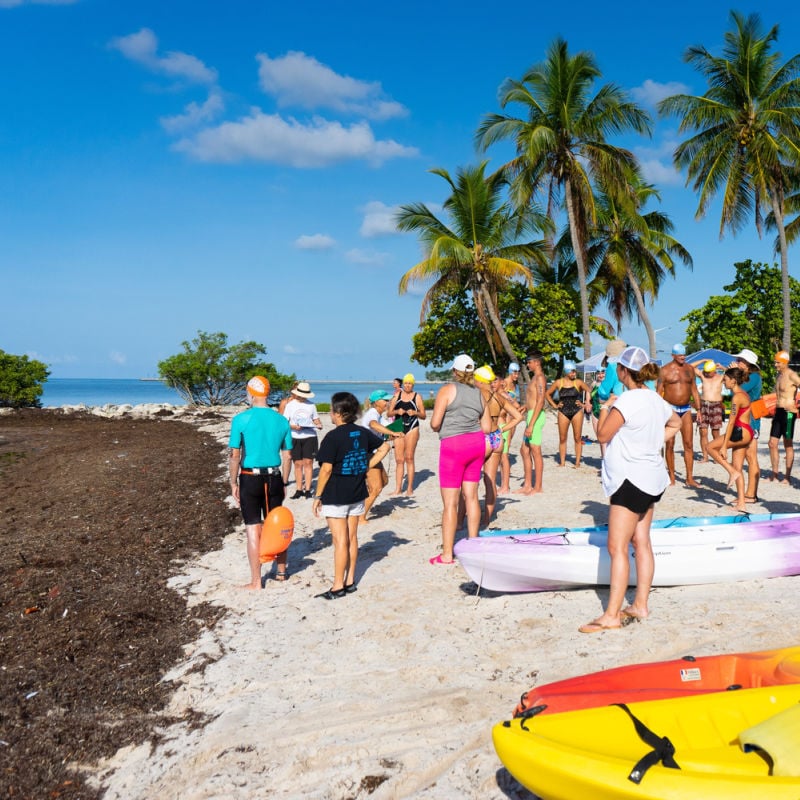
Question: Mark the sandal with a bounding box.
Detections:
[344,583,357,594]
[275,569,288,581]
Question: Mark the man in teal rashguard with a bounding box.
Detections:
[228,376,293,589]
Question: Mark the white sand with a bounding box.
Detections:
[92,407,800,799]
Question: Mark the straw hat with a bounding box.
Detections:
[292,381,315,399]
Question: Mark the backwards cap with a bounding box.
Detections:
[618,346,649,372]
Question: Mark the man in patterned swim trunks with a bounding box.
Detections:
[657,344,701,487]
[692,360,724,462]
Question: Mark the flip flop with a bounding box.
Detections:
[429,554,455,565]
[578,621,621,634]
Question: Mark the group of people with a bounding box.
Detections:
[226,344,800,614]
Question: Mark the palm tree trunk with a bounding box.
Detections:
[770,193,792,352]
[626,267,657,358]
[471,287,499,363]
[564,178,592,360]
[477,283,526,376]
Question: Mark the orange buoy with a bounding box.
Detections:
[260,506,294,563]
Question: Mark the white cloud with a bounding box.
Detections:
[173,110,418,167]
[109,351,127,365]
[634,133,683,186]
[630,79,690,108]
[345,248,388,266]
[0,0,77,6]
[108,28,217,85]
[359,201,401,237]
[639,158,684,186]
[257,51,407,120]
[295,233,336,250]
[160,90,225,133]
[282,344,301,354]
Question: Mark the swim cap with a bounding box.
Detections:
[702,360,716,373]
[369,390,393,403]
[508,362,520,373]
[672,343,686,355]
[246,376,270,397]
[402,373,415,384]
[474,365,496,384]
[563,360,577,373]
[776,351,790,364]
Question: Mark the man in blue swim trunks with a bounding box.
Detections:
[657,344,701,488]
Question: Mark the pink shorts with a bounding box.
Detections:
[438,431,486,489]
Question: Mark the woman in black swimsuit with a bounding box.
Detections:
[387,373,426,496]
[545,361,592,468]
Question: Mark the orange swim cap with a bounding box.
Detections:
[776,351,790,364]
[247,376,270,397]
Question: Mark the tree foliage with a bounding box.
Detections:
[0,350,50,408]
[158,331,295,406]
[659,11,800,351]
[397,161,551,376]
[476,37,651,359]
[411,283,594,377]
[681,260,800,385]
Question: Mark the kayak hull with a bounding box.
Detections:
[456,514,800,593]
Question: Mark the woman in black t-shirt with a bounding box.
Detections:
[312,392,390,599]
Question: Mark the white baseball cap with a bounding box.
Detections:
[452,354,475,372]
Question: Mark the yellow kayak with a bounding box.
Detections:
[493,684,800,799]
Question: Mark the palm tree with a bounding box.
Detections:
[396,162,550,371]
[476,37,651,359]
[584,178,693,357]
[658,11,800,352]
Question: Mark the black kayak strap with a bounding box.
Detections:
[614,703,680,784]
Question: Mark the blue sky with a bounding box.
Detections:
[2,0,798,379]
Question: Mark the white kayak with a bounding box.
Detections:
[454,513,800,593]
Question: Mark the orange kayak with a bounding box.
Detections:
[515,645,800,718]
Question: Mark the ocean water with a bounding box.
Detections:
[39,379,446,408]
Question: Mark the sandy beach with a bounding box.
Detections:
[92,406,800,799]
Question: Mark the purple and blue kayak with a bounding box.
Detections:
[455,513,800,593]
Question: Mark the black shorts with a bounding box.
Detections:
[291,436,318,461]
[239,472,285,525]
[770,408,797,441]
[610,479,664,515]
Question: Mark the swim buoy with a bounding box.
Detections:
[260,506,294,563]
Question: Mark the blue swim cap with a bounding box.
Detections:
[672,343,686,355]
[563,360,577,373]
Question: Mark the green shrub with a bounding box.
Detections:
[0,351,49,408]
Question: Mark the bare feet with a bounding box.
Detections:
[686,478,701,488]
[389,491,403,496]
[768,473,778,482]
[514,486,533,495]
[726,471,742,489]
[239,582,261,590]
[781,477,791,485]
[621,606,648,620]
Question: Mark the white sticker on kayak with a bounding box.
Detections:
[680,668,702,682]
